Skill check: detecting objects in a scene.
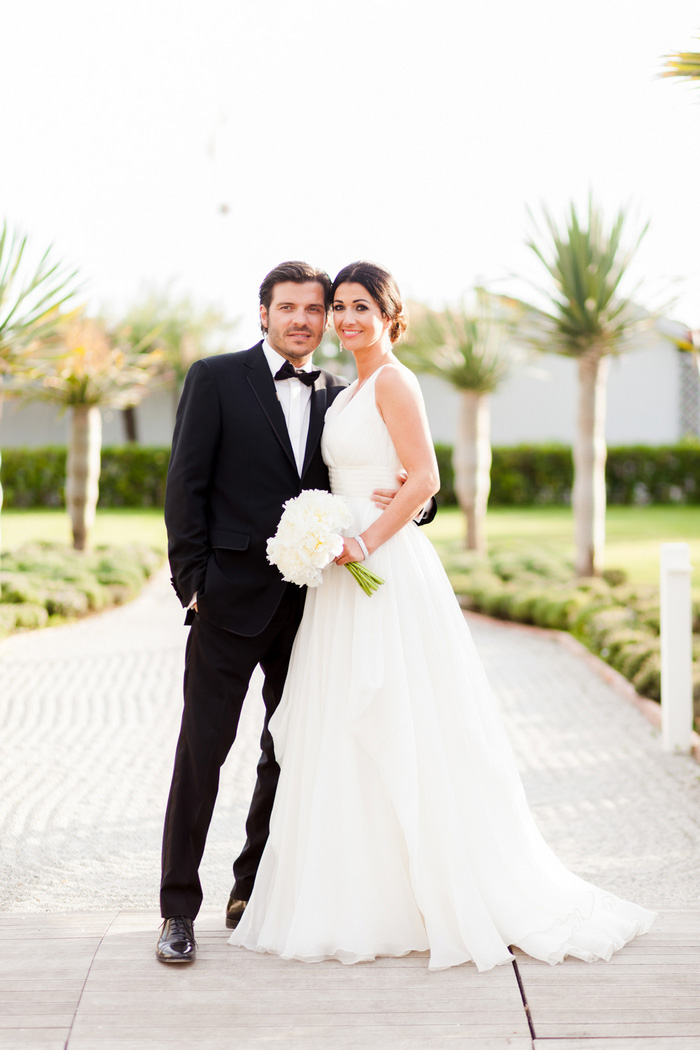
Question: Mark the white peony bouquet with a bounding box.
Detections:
[266,489,384,596]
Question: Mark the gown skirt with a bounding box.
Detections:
[229,368,655,971]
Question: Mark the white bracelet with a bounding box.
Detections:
[354,535,369,561]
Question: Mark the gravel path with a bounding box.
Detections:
[1,565,698,913]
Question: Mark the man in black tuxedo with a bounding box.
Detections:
[157,261,434,963]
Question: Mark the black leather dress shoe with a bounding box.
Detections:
[156,916,196,963]
[225,895,247,929]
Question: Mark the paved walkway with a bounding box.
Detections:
[1,566,699,1048]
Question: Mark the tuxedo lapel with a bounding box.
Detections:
[244,345,297,472]
[301,381,328,479]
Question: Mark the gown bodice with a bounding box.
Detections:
[322,365,405,501]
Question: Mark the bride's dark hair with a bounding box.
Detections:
[331,261,407,343]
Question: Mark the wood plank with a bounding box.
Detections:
[0,1032,70,1050]
[69,1025,533,1049]
[535,1024,700,1037]
[0,1014,75,1029]
[1,1002,80,1016]
[524,999,700,1016]
[0,985,84,999]
[73,1008,527,1028]
[534,1040,700,1050]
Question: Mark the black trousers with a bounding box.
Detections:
[160,585,305,920]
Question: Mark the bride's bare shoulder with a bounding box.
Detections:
[375,361,422,399]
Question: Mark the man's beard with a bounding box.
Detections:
[267,324,318,363]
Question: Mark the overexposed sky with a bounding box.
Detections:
[2,0,699,346]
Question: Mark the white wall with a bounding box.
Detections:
[421,341,680,447]
[0,389,177,449]
[0,342,684,450]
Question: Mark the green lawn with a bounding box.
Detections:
[2,509,167,553]
[424,505,700,587]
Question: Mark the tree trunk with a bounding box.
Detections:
[66,405,102,551]
[573,348,608,577]
[122,405,138,443]
[453,389,491,551]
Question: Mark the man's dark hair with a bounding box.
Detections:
[259,261,332,333]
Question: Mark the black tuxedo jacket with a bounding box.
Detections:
[165,342,348,636]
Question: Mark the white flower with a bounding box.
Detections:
[267,489,353,588]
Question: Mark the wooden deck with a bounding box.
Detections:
[1,908,698,1048]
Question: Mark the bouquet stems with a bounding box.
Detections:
[345,562,385,596]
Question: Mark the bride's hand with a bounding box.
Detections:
[335,538,365,565]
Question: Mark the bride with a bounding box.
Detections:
[229,261,655,971]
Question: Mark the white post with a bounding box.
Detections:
[660,543,693,754]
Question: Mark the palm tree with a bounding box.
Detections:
[17,317,166,549]
[399,294,514,551]
[502,198,653,577]
[112,287,237,439]
[0,222,79,551]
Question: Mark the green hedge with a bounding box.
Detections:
[3,442,700,509]
[1,447,170,508]
[435,443,700,507]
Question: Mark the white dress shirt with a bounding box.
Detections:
[261,339,315,475]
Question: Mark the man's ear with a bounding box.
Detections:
[260,305,268,332]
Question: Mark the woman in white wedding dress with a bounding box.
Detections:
[229,261,655,971]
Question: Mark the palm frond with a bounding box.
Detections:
[661,43,700,81]
[13,316,168,409]
[398,294,515,393]
[512,198,652,358]
[0,221,80,370]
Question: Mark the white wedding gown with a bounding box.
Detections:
[229,367,655,971]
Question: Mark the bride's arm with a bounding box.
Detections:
[335,365,440,564]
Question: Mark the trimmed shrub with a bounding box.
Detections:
[618,642,660,680]
[12,603,49,629]
[632,653,662,702]
[0,604,18,635]
[0,541,163,634]
[440,537,698,723]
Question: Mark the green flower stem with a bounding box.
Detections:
[345,562,385,596]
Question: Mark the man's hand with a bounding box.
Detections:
[372,471,407,510]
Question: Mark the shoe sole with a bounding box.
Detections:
[156,952,195,963]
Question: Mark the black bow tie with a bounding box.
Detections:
[275,360,320,387]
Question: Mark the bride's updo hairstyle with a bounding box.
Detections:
[332,261,408,344]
